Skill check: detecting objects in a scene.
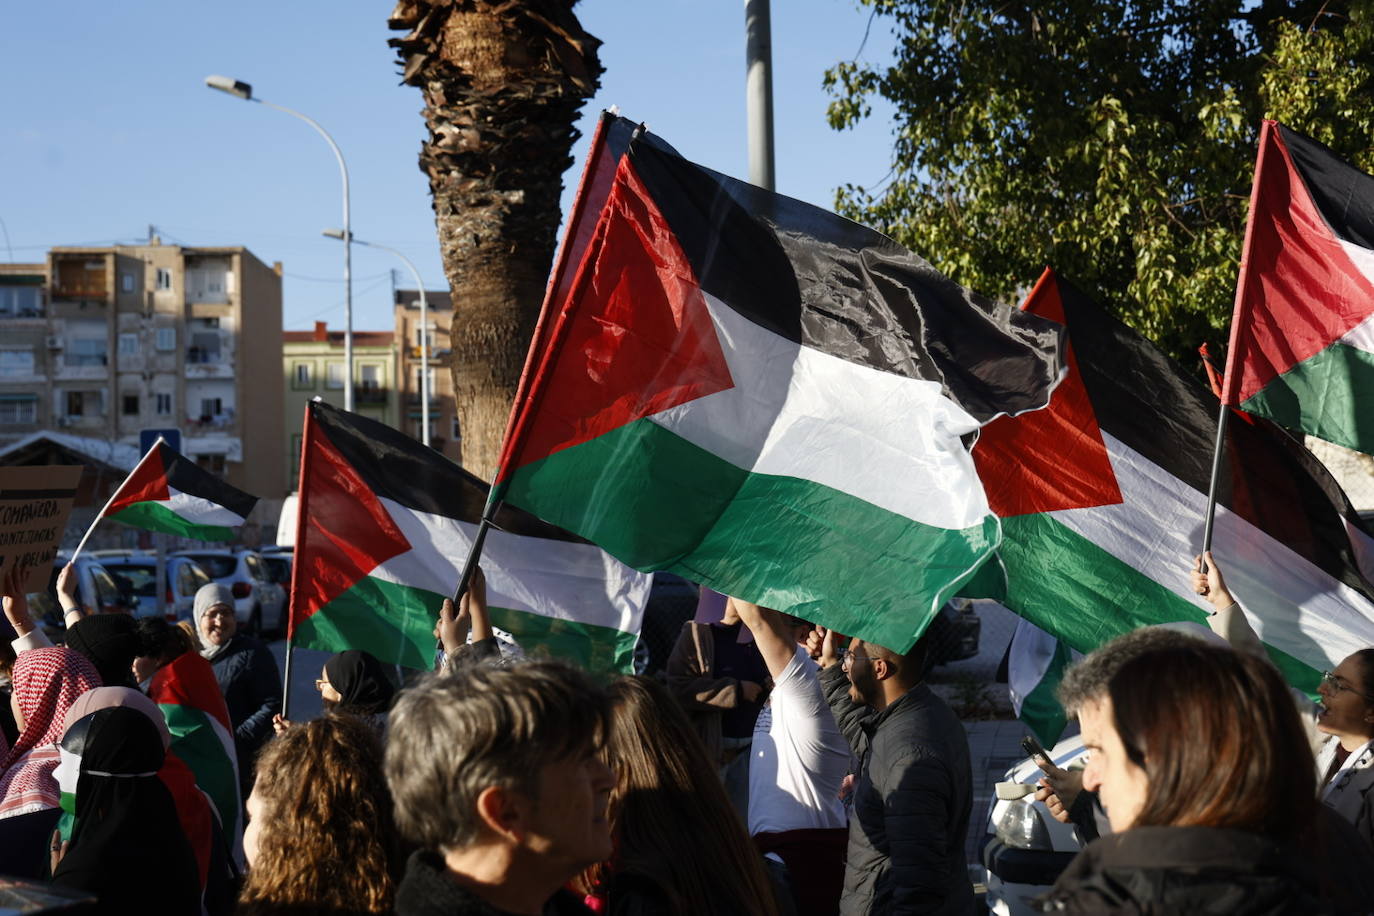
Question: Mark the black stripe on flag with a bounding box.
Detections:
[1278,123,1374,252]
[158,443,258,520]
[620,135,1065,424]
[1055,275,1374,602]
[310,402,585,544]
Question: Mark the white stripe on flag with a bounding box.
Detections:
[163,487,247,526]
[644,293,991,531]
[1008,616,1060,718]
[1048,433,1374,672]
[367,499,652,634]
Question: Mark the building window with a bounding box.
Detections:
[196,453,226,475]
[122,394,140,416]
[65,390,103,417]
[155,268,172,291]
[156,327,176,351]
[188,332,221,364]
[121,273,135,293]
[118,333,139,357]
[292,363,313,389]
[414,366,435,393]
[0,394,36,424]
[199,397,223,419]
[0,287,42,317]
[325,362,344,389]
[0,350,34,378]
[359,364,380,390]
[155,393,172,415]
[451,415,461,439]
[67,338,107,367]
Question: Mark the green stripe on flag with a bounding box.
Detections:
[1018,637,1074,747]
[487,605,638,673]
[293,576,440,669]
[507,417,999,652]
[159,703,239,840]
[108,501,234,541]
[1002,513,1323,693]
[1242,340,1374,454]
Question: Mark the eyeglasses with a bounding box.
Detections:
[841,651,871,670]
[1321,671,1374,702]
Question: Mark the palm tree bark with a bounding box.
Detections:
[389,0,601,477]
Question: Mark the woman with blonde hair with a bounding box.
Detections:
[586,676,781,916]
[237,713,400,915]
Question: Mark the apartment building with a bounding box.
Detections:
[282,321,396,482]
[0,241,286,500]
[393,287,460,462]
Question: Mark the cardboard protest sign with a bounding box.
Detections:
[0,466,83,592]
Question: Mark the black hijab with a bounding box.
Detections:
[64,614,140,689]
[324,650,396,715]
[51,707,200,914]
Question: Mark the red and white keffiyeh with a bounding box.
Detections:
[0,647,101,818]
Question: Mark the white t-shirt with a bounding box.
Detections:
[747,644,851,836]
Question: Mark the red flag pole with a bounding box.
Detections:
[281,401,318,721]
[1202,120,1279,557]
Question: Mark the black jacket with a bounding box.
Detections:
[207,635,279,773]
[821,665,975,915]
[395,850,594,916]
[1039,826,1334,915]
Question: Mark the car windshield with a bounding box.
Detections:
[261,557,290,584]
[186,555,237,579]
[103,565,157,597]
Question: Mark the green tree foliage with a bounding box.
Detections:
[826,1,1374,363]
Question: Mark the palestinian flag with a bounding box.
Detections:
[973,269,1374,697]
[1006,616,1078,746]
[102,439,257,540]
[1223,120,1374,454]
[148,652,241,858]
[492,113,1066,653]
[290,401,653,672]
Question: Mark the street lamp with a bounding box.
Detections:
[205,74,355,411]
[323,230,432,447]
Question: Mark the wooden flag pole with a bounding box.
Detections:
[69,436,165,564]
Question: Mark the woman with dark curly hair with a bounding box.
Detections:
[237,713,401,915]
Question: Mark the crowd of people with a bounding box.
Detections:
[3,548,1374,914]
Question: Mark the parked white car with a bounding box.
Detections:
[982,733,1090,916]
[93,551,214,623]
[170,548,286,636]
[26,555,134,639]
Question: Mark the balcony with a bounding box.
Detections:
[186,346,222,365]
[357,385,389,405]
[52,259,109,301]
[187,411,236,432]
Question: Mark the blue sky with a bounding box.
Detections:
[1,1,896,331]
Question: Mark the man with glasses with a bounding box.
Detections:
[818,627,975,915]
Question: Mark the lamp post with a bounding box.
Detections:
[205,75,355,411]
[323,230,431,447]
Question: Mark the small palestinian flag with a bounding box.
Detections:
[148,652,241,858]
[1223,120,1374,454]
[492,113,1066,653]
[290,401,653,672]
[974,269,1374,699]
[103,439,257,541]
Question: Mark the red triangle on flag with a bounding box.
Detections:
[500,155,736,478]
[974,270,1123,517]
[107,444,171,514]
[290,414,413,632]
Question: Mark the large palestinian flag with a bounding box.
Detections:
[102,439,257,540]
[289,401,652,672]
[1223,120,1374,454]
[147,652,241,858]
[492,113,1065,653]
[974,269,1374,702]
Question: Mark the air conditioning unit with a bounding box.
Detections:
[46,336,63,349]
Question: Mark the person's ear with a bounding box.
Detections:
[872,657,892,681]
[474,785,524,842]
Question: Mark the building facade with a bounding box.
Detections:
[0,241,286,502]
[281,322,396,483]
[393,287,461,462]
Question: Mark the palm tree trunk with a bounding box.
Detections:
[389,0,601,478]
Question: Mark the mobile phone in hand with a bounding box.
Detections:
[1021,734,1053,768]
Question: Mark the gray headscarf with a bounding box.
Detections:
[193,583,235,660]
